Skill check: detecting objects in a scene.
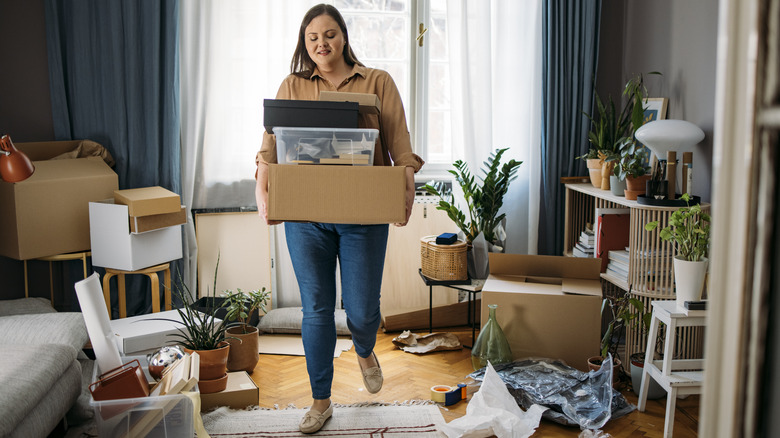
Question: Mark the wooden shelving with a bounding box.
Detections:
[563,182,710,365]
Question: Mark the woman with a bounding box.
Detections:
[254,4,423,434]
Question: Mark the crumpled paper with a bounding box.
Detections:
[438,362,547,438]
[391,330,462,354]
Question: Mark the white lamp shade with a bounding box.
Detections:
[635,119,705,160]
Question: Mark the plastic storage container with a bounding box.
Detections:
[272,127,378,165]
[89,358,195,437]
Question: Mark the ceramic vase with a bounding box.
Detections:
[673,256,708,309]
[609,175,626,196]
[226,325,260,373]
[471,304,513,370]
[586,158,604,188]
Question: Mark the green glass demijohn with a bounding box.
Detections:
[471,304,513,370]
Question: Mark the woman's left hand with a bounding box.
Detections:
[394,167,415,227]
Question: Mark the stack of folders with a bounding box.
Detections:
[573,227,595,258]
[606,249,630,283]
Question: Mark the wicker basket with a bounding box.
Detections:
[420,235,468,281]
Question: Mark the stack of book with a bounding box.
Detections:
[606,249,630,283]
[573,228,595,258]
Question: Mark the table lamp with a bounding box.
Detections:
[0,134,35,182]
[634,119,705,161]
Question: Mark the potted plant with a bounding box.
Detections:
[587,291,647,386]
[615,141,651,200]
[644,193,711,308]
[223,286,270,373]
[422,148,522,279]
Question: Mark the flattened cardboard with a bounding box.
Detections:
[199,371,259,411]
[114,187,181,217]
[130,206,186,233]
[89,199,182,271]
[319,91,381,114]
[268,164,405,224]
[481,253,602,371]
[0,146,118,260]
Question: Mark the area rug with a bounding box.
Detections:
[202,402,446,437]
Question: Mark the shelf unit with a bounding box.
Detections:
[563,183,710,365]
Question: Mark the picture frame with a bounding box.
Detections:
[638,98,669,165]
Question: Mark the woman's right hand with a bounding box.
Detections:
[255,162,283,226]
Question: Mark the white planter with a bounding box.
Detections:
[673,256,708,309]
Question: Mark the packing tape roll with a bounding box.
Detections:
[430,385,452,403]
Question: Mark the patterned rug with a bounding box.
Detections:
[202,401,446,437]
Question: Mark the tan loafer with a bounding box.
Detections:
[299,402,333,434]
[359,351,383,394]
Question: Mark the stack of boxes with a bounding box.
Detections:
[264,92,406,224]
[88,186,185,271]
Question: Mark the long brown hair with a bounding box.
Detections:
[290,4,363,78]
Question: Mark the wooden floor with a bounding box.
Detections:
[248,327,699,437]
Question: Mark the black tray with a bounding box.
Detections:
[636,194,701,207]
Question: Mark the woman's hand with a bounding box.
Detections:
[255,162,283,226]
[394,166,415,227]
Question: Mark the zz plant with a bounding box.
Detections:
[422,148,522,246]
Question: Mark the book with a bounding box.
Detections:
[595,208,630,273]
[608,249,629,265]
[574,242,594,254]
[573,246,590,258]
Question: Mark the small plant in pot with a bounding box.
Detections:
[588,291,647,386]
[644,193,711,308]
[422,148,522,279]
[615,142,650,200]
[223,286,270,373]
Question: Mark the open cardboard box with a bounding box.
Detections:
[200,371,259,411]
[481,253,602,371]
[0,140,118,260]
[268,164,406,224]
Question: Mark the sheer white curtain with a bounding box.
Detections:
[179,1,319,297]
[446,0,542,254]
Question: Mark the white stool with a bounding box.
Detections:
[637,300,706,437]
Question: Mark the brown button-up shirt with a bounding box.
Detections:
[256,64,424,171]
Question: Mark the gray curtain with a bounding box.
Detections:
[44,0,181,317]
[538,0,601,255]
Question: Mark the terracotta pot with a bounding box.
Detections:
[586,158,604,188]
[624,174,651,192]
[226,325,260,373]
[587,356,622,386]
[183,342,230,393]
[624,189,643,201]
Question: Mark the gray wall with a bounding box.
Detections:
[598,0,718,202]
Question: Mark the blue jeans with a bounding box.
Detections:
[284,222,389,400]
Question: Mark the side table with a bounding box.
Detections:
[418,269,484,348]
[637,300,706,438]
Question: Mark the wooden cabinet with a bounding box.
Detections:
[563,183,709,363]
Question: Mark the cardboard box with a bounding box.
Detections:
[109,309,219,355]
[263,99,359,133]
[268,164,406,224]
[0,141,118,260]
[89,199,183,271]
[200,371,259,411]
[114,186,181,217]
[481,253,602,371]
[130,206,186,233]
[319,91,381,114]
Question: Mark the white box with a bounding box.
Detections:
[109,310,220,355]
[89,199,183,270]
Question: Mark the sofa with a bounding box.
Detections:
[0,297,90,437]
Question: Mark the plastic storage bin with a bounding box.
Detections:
[273,127,378,165]
[90,358,195,437]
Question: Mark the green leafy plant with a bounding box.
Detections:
[223,287,270,334]
[600,290,650,360]
[422,148,522,245]
[644,193,711,261]
[614,141,649,179]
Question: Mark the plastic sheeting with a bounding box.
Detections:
[468,355,635,430]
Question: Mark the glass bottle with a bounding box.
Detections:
[471,304,513,370]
